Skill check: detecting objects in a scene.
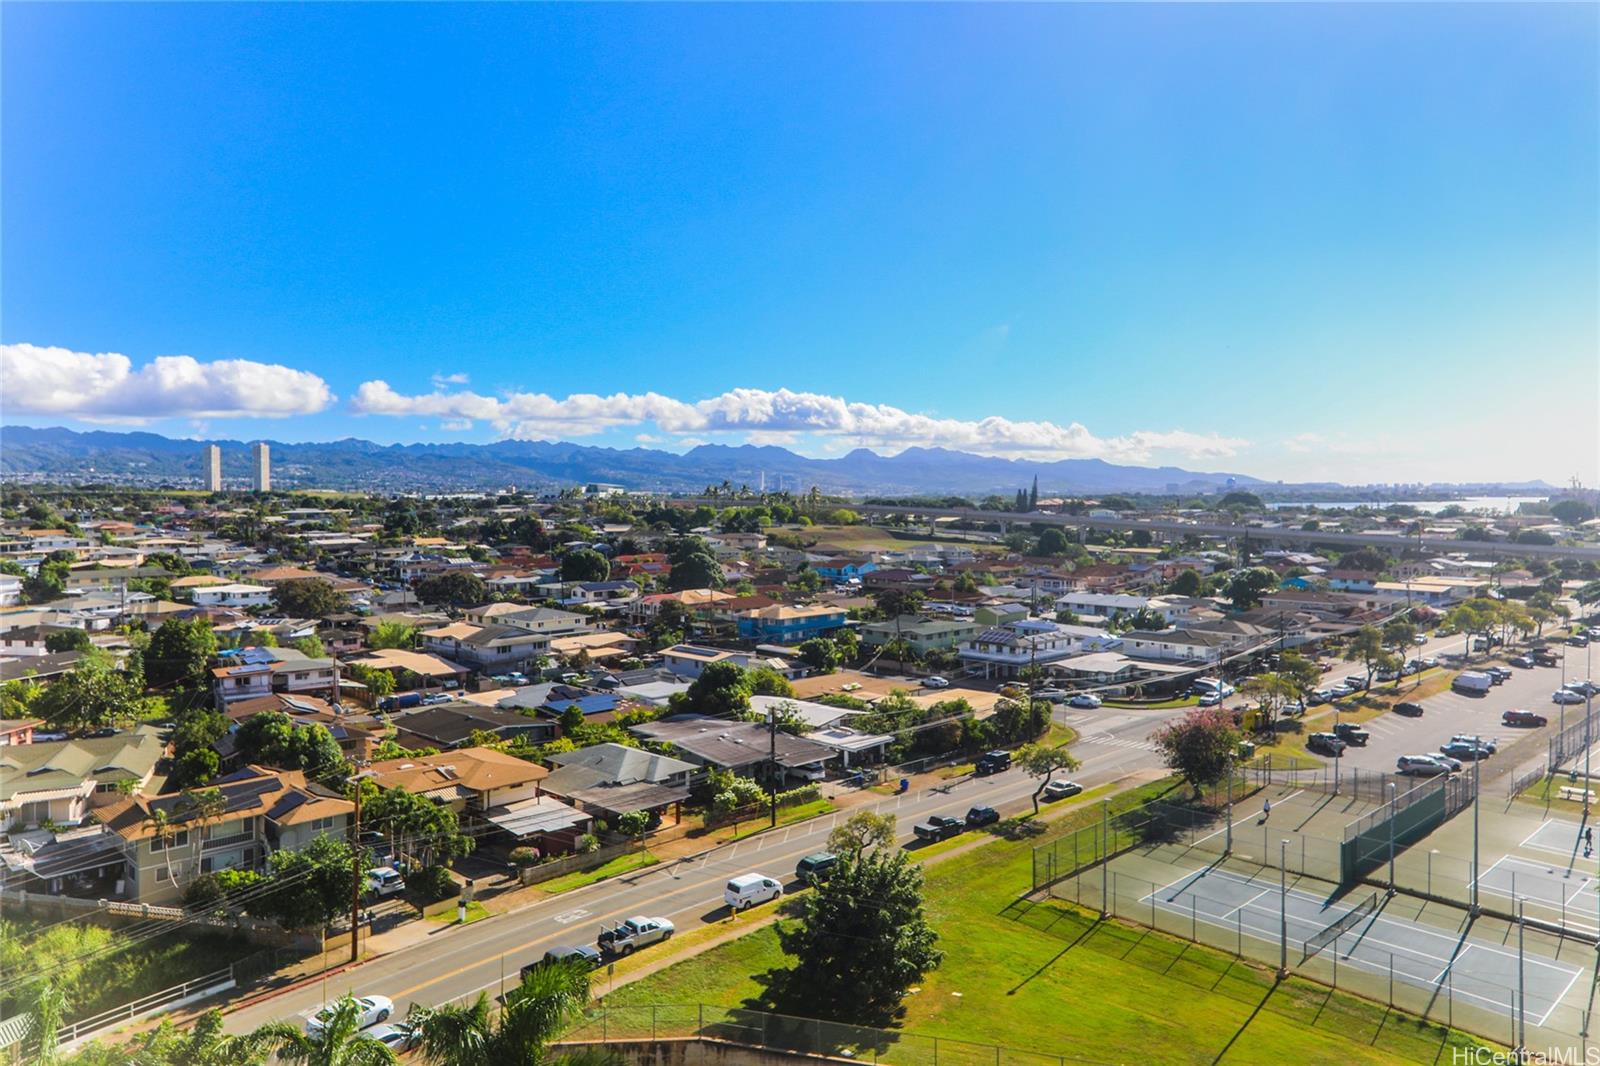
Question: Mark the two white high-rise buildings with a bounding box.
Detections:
[200,442,271,492]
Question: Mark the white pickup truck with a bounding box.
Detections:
[598,915,675,955]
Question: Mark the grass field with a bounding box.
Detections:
[726,800,837,841]
[605,778,1490,1065]
[427,899,489,923]
[538,851,661,895]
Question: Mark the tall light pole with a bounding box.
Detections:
[1278,839,1289,978]
[1471,736,1482,915]
[1386,782,1397,897]
[1517,897,1527,1051]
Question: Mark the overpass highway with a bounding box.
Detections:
[221,702,1180,1035]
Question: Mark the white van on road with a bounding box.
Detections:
[724,873,783,911]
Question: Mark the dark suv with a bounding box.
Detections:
[1394,702,1425,717]
[1307,732,1347,757]
[965,805,1000,828]
[1332,722,1370,745]
[974,750,1012,776]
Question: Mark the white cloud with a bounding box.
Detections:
[351,380,1248,464]
[439,419,474,432]
[432,371,471,387]
[1,343,334,421]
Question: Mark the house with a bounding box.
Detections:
[1049,651,1197,694]
[813,558,878,582]
[1119,627,1230,665]
[659,644,804,680]
[349,648,472,686]
[63,565,171,594]
[630,589,736,622]
[629,714,834,779]
[0,575,22,606]
[1059,564,1136,593]
[542,742,694,820]
[462,604,593,639]
[549,631,642,663]
[217,694,385,766]
[0,625,84,658]
[211,647,341,705]
[0,727,166,833]
[96,764,354,904]
[561,581,638,609]
[858,617,982,654]
[1053,592,1192,625]
[389,703,556,750]
[735,603,847,644]
[958,620,1116,679]
[188,583,274,608]
[0,718,41,745]
[420,622,553,670]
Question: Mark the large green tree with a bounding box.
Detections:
[265,995,396,1065]
[671,661,750,717]
[145,617,219,691]
[1018,742,1082,815]
[664,537,724,591]
[1343,625,1398,688]
[252,834,361,930]
[1150,707,1241,795]
[33,651,146,732]
[1224,567,1278,609]
[408,958,602,1066]
[559,548,610,583]
[774,850,942,1022]
[415,571,487,608]
[271,578,345,619]
[235,712,347,779]
[362,784,473,868]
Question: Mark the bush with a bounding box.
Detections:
[182,874,224,907]
[407,864,458,903]
[575,833,600,854]
[616,810,649,837]
[508,847,540,868]
[775,783,821,808]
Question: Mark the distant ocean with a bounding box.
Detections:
[1266,496,1547,515]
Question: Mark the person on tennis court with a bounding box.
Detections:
[1259,796,1271,824]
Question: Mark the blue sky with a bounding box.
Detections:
[3,3,1595,485]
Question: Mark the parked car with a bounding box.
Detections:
[1449,733,1497,754]
[795,852,838,884]
[1420,656,1440,669]
[724,873,784,911]
[1034,688,1071,703]
[921,676,951,689]
[598,916,674,955]
[308,995,392,1036]
[1439,741,1489,761]
[1309,689,1333,706]
[1375,668,1400,683]
[1307,733,1347,757]
[965,805,1000,827]
[365,867,406,898]
[1511,655,1536,669]
[1393,702,1425,717]
[1433,752,1465,772]
[1198,691,1224,707]
[974,750,1012,776]
[1568,635,1591,648]
[1397,755,1451,777]
[1502,709,1548,728]
[1484,667,1511,683]
[1068,693,1103,709]
[1332,722,1370,745]
[360,1023,419,1053]
[1553,689,1586,705]
[914,814,964,842]
[522,945,603,979]
[1042,779,1083,801]
[1413,634,1430,645]
[1567,680,1600,696]
[1534,649,1560,666]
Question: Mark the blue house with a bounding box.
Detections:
[736,604,848,644]
[812,558,879,582]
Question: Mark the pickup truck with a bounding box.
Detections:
[1332,722,1370,746]
[913,815,964,842]
[597,916,674,956]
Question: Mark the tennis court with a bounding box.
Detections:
[1145,866,1586,1026]
[1520,819,1593,859]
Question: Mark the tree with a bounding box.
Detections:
[414,571,486,608]
[1343,625,1394,689]
[1277,651,1322,705]
[44,628,92,653]
[797,638,842,673]
[1036,528,1071,556]
[775,850,940,1022]
[292,634,327,659]
[34,652,144,732]
[1018,742,1082,815]
[145,617,219,691]
[267,994,396,1065]
[409,958,596,1066]
[1124,608,1169,632]
[252,834,360,930]
[367,621,418,650]
[664,537,724,591]
[347,661,396,699]
[559,548,610,583]
[1224,567,1278,610]
[116,1007,286,1066]
[235,712,347,779]
[1217,491,1263,510]
[1166,569,1203,597]
[747,667,796,698]
[21,978,69,1066]
[826,810,896,860]
[1381,618,1417,651]
[1551,499,1596,526]
[674,661,750,717]
[875,588,925,620]
[271,578,344,619]
[1150,707,1240,795]
[787,568,823,594]
[362,784,473,868]
[1241,672,1298,733]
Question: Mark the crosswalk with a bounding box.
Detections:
[1076,731,1160,753]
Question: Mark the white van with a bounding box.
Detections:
[366,866,407,898]
[724,873,783,911]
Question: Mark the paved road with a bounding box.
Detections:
[223,702,1183,1035]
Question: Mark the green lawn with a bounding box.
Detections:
[606,778,1490,1066]
[1103,695,1200,710]
[538,851,661,895]
[726,800,836,842]
[426,899,489,923]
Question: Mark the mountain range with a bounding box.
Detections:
[0,425,1273,496]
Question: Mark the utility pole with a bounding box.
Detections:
[768,706,778,828]
[1278,839,1288,978]
[1517,897,1527,1052]
[1471,742,1481,915]
[1386,782,1397,896]
[350,781,364,964]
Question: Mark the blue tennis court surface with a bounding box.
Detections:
[1147,867,1584,1025]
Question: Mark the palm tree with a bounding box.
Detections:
[267,996,396,1066]
[409,959,613,1066]
[22,977,68,1066]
